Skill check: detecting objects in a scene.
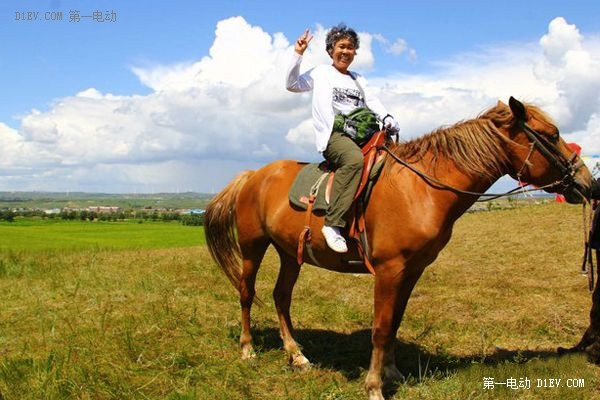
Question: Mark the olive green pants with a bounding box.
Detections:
[322,131,363,228]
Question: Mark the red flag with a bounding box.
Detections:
[567,142,582,155]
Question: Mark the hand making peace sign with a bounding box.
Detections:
[294,29,313,55]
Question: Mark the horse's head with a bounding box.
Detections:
[500,97,593,204]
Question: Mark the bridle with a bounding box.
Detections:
[518,121,588,200]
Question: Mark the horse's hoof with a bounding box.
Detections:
[383,364,404,383]
[290,352,311,371]
[584,342,600,363]
[241,344,256,360]
[367,389,385,400]
[557,346,578,355]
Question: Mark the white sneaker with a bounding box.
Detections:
[321,226,348,253]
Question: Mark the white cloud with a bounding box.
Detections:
[535,17,600,132]
[1,16,599,192]
[372,33,417,61]
[540,17,584,65]
[565,111,600,155]
[389,38,408,56]
[285,118,314,148]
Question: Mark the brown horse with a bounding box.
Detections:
[204,97,594,400]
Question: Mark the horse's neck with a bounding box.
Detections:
[418,153,504,219]
[383,126,511,222]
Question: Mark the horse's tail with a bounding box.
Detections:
[204,170,255,292]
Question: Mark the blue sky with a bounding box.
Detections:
[1,0,599,192]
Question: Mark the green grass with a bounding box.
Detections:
[0,218,205,251]
[0,203,599,399]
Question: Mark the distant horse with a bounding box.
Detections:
[204,97,594,400]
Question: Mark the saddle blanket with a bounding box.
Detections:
[288,162,331,212]
[288,160,385,212]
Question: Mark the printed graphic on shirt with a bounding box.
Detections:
[332,87,364,107]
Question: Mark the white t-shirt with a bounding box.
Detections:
[286,52,390,152]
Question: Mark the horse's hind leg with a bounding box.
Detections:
[273,249,311,370]
[239,239,270,359]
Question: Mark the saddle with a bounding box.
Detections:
[289,131,389,274]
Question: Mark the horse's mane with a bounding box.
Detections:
[383,102,554,181]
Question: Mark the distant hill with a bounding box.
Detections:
[0,191,214,210]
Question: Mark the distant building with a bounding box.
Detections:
[87,206,121,213]
[179,208,205,215]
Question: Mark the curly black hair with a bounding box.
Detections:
[325,23,359,56]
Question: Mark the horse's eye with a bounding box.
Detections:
[546,128,560,143]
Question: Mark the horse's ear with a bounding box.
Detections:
[509,96,527,122]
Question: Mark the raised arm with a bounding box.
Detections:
[286,30,314,93]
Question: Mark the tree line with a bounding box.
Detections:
[0,209,204,226]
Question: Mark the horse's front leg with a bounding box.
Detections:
[365,263,424,400]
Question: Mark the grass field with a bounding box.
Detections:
[0,203,599,399]
[0,218,205,252]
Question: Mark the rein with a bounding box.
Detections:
[381,144,561,199]
[582,202,596,290]
[380,121,587,200]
